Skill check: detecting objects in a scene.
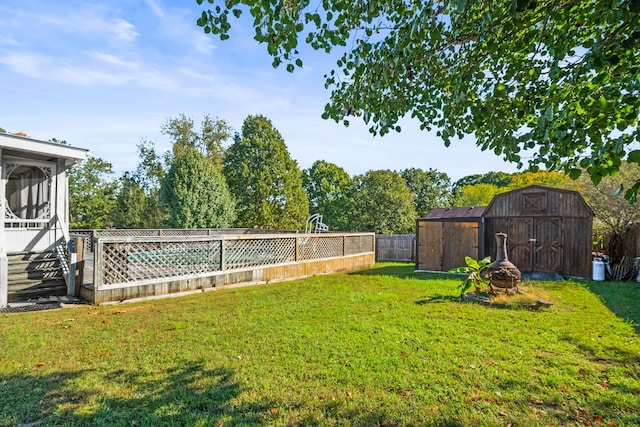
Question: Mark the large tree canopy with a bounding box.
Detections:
[197,0,640,201]
[580,161,640,261]
[224,115,309,230]
[580,161,640,236]
[112,172,149,229]
[160,147,236,228]
[350,170,416,234]
[400,167,453,216]
[69,157,117,229]
[302,160,353,231]
[163,114,232,168]
[453,183,506,207]
[453,171,513,194]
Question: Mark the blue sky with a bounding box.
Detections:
[0,0,522,181]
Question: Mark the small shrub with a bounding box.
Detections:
[449,256,493,296]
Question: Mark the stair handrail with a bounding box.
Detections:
[54,214,77,296]
[0,240,7,307]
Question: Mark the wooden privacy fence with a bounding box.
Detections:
[376,234,416,262]
[83,231,375,304]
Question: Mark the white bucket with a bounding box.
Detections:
[592,258,605,281]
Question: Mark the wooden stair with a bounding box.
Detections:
[7,251,67,303]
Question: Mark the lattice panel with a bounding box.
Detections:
[95,233,374,288]
[345,235,374,255]
[70,230,94,253]
[94,229,156,237]
[55,240,71,277]
[100,243,130,285]
[94,229,222,237]
[100,240,222,285]
[225,238,296,270]
[160,229,215,236]
[298,236,343,260]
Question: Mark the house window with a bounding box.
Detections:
[5,164,52,222]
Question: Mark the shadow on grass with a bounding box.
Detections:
[0,370,83,427]
[0,362,269,426]
[290,401,464,427]
[352,264,460,281]
[0,362,465,427]
[583,280,640,334]
[415,295,461,304]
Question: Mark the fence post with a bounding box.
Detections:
[94,238,102,290]
[72,236,85,297]
[0,251,7,307]
[295,236,299,261]
[220,236,226,271]
[412,235,416,262]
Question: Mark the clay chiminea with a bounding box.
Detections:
[486,232,521,290]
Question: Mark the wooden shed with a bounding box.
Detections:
[416,206,487,272]
[483,185,594,278]
[416,185,594,278]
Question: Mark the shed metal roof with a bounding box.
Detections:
[422,206,487,221]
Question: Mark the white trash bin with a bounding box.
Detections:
[592,258,605,281]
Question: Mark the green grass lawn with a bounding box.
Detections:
[1,263,639,426]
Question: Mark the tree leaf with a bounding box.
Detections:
[568,168,582,180]
[627,150,640,164]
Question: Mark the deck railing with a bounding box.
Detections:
[93,232,375,290]
[71,228,291,254]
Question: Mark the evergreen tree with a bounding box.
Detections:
[224,115,309,230]
[160,147,236,228]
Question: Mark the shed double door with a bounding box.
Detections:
[417,221,479,271]
[507,217,563,273]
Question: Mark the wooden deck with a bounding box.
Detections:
[75,231,375,305]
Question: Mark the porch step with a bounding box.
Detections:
[7,280,67,303]
[7,250,59,262]
[8,268,65,283]
[6,250,67,303]
[8,258,60,272]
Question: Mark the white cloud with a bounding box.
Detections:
[0,1,524,181]
[57,10,139,43]
[9,6,139,44]
[89,52,140,69]
[0,47,293,113]
[144,0,166,20]
[0,51,41,76]
[110,18,139,42]
[0,50,176,88]
[143,0,215,54]
[0,35,19,47]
